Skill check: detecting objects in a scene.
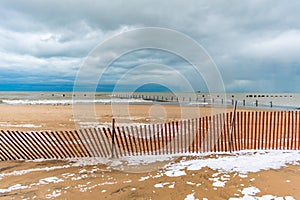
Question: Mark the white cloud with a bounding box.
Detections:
[243,30,300,62]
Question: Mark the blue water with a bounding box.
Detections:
[0,83,172,92]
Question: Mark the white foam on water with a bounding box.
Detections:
[2,98,150,105]
[0,122,42,128]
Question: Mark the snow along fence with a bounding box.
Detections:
[0,110,300,160]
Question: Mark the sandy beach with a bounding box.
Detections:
[0,104,260,131]
[0,104,299,199]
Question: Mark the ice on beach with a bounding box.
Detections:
[212,180,226,187]
[163,150,300,177]
[154,182,175,188]
[165,169,186,177]
[39,177,64,184]
[0,165,71,179]
[139,176,150,181]
[241,186,260,196]
[186,181,196,185]
[229,186,295,200]
[45,190,61,199]
[184,193,198,200]
[0,184,28,193]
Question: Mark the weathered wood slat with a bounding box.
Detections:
[71,130,91,157]
[1,110,300,160]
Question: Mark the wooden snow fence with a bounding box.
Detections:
[0,111,300,160]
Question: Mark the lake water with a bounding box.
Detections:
[0,92,299,109]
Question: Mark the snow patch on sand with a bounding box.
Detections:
[39,177,64,184]
[0,165,70,179]
[229,186,295,200]
[0,184,28,193]
[154,182,175,188]
[163,150,300,177]
[184,192,199,200]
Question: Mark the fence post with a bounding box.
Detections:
[111,118,115,158]
[229,100,237,153]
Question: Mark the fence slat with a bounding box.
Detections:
[0,131,18,160]
[51,131,71,158]
[268,112,273,150]
[61,131,79,157]
[196,118,200,153]
[264,112,268,150]
[3,110,300,160]
[220,113,225,152]
[298,112,300,150]
[115,127,126,156]
[156,124,161,155]
[131,126,138,155]
[280,112,284,150]
[180,120,184,153]
[149,125,153,155]
[1,131,25,159]
[242,112,247,150]
[28,132,52,158]
[36,132,59,158]
[295,112,299,150]
[152,124,157,155]
[111,127,123,158]
[236,112,240,151]
[17,131,41,159]
[291,112,295,150]
[120,127,130,156]
[287,111,291,150]
[183,120,187,153]
[124,126,135,155]
[10,131,35,159]
[274,112,279,150]
[175,122,179,154]
[72,130,91,157]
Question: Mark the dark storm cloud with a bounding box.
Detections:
[0,0,300,91]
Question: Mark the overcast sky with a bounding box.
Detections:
[1,0,300,92]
